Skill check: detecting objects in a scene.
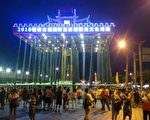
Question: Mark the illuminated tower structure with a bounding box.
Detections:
[13,9,115,86]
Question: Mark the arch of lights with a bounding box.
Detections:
[12,9,115,86]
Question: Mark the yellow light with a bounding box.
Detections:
[118,40,126,48]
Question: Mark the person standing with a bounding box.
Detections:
[29,93,36,120]
[71,88,77,110]
[63,87,70,110]
[112,89,122,120]
[122,90,132,120]
[101,87,110,111]
[142,89,150,120]
[83,88,93,120]
[0,87,6,110]
[56,86,63,112]
[77,87,82,104]
[8,88,19,120]
[133,89,140,107]
[22,88,28,111]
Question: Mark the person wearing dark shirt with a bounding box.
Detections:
[0,87,5,110]
[56,86,63,112]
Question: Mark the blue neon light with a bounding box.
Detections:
[14,23,115,33]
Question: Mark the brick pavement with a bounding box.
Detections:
[0,103,143,120]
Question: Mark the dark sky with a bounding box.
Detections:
[0,0,150,73]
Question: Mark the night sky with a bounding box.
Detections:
[0,0,150,74]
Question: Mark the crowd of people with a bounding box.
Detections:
[0,85,150,120]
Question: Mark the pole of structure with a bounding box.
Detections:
[15,39,22,87]
[33,49,38,86]
[21,42,27,84]
[133,52,137,85]
[138,43,143,90]
[83,51,85,81]
[26,45,33,87]
[125,51,129,89]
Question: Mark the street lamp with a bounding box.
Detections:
[25,71,29,76]
[118,40,129,89]
[0,67,3,72]
[56,67,59,71]
[118,40,126,48]
[6,68,11,73]
[17,70,21,74]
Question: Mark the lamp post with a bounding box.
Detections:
[118,40,129,89]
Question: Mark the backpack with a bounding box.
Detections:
[83,96,91,108]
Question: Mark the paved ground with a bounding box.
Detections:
[0,102,143,120]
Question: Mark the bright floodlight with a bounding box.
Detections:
[118,40,126,48]
[80,33,84,39]
[29,36,32,39]
[81,44,84,48]
[97,41,100,44]
[26,71,29,75]
[0,67,3,72]
[130,73,132,76]
[17,70,21,74]
[45,75,48,78]
[40,74,42,77]
[42,33,45,36]
[45,49,48,52]
[67,73,69,77]
[6,68,11,73]
[48,41,51,43]
[56,67,59,71]
[44,35,47,39]
[61,33,65,39]
[42,33,47,39]
[66,41,68,44]
[98,35,101,39]
[63,36,66,39]
[81,41,84,44]
[95,47,98,52]
[61,33,65,37]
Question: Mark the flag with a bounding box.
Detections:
[115,72,119,84]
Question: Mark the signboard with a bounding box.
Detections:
[142,48,150,55]
[142,48,150,62]
[13,23,114,34]
[143,55,150,62]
